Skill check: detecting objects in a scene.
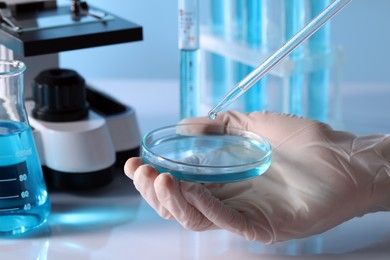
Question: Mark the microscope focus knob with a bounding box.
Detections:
[32,68,89,122]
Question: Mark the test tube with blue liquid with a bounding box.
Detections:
[286,0,306,116]
[209,0,266,113]
[308,0,331,122]
[233,0,246,92]
[179,0,200,119]
[209,0,352,119]
[209,0,228,107]
[243,0,267,112]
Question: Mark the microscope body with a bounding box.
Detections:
[0,0,143,190]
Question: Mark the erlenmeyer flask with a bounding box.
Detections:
[0,60,50,235]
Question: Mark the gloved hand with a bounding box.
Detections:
[124,111,390,243]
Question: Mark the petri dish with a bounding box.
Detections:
[141,123,272,183]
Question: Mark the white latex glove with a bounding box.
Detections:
[124,111,390,243]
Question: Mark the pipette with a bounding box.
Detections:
[208,0,352,120]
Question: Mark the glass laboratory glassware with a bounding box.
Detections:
[196,0,345,128]
[207,0,350,124]
[0,60,50,236]
[179,0,201,119]
[199,0,288,115]
[141,123,272,183]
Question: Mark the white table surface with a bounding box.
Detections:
[0,79,389,260]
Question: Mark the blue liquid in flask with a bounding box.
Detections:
[0,121,50,235]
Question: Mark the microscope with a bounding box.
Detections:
[0,0,143,190]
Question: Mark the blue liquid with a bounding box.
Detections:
[307,0,331,122]
[286,0,306,116]
[143,134,271,183]
[244,0,266,112]
[210,0,229,105]
[0,121,50,235]
[208,112,217,120]
[180,49,200,119]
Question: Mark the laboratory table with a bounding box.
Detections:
[0,79,389,260]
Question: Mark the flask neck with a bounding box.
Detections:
[0,60,28,125]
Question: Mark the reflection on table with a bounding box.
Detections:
[0,80,389,260]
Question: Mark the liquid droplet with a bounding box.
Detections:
[208,112,217,120]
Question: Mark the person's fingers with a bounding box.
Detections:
[244,111,333,146]
[181,181,274,243]
[154,174,215,231]
[180,110,331,142]
[177,110,254,136]
[133,165,174,219]
[179,110,249,128]
[208,110,254,129]
[123,157,144,180]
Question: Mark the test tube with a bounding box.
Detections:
[209,0,229,105]
[233,0,247,109]
[244,0,266,112]
[286,0,307,116]
[179,0,200,119]
[307,0,331,122]
[208,0,352,119]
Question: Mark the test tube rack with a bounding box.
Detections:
[182,0,345,128]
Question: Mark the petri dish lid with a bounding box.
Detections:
[141,123,272,183]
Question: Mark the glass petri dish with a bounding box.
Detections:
[141,123,272,183]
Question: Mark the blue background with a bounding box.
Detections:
[59,0,390,84]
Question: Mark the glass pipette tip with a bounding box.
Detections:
[208,0,352,120]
